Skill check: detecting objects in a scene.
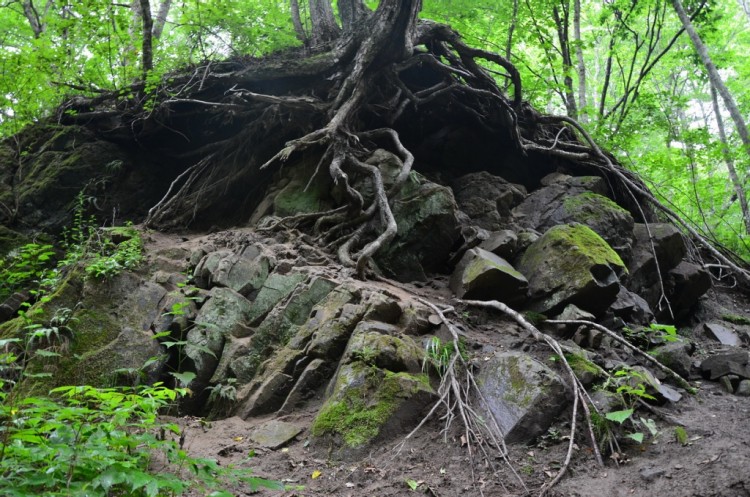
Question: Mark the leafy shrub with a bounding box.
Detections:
[0,382,283,496]
[0,243,56,301]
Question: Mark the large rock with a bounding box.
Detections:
[555,192,634,254]
[13,270,167,393]
[186,287,254,389]
[375,172,461,281]
[700,352,750,380]
[225,276,335,386]
[514,178,634,256]
[516,223,627,316]
[449,247,528,304]
[479,229,518,259]
[476,351,569,443]
[665,261,711,320]
[311,362,435,451]
[626,223,686,295]
[610,287,653,325]
[451,171,526,230]
[245,271,307,324]
[193,245,272,297]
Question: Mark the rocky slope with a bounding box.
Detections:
[2,123,750,495]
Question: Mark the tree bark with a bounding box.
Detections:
[290,0,307,43]
[139,0,154,76]
[21,0,53,38]
[309,0,340,45]
[338,0,368,31]
[671,0,750,159]
[738,0,750,24]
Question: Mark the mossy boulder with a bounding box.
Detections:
[476,351,569,443]
[559,192,634,254]
[2,125,163,233]
[13,270,167,395]
[517,223,627,316]
[312,363,434,452]
[222,276,335,387]
[513,177,634,257]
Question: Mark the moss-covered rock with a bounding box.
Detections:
[517,223,626,316]
[560,192,634,254]
[312,363,434,451]
[12,270,166,395]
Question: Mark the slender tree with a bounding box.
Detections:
[671,0,750,160]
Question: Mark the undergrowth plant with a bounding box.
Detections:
[0,243,56,302]
[0,381,283,496]
[0,330,282,496]
[593,366,660,451]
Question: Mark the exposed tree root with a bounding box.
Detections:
[394,297,528,496]
[460,299,605,496]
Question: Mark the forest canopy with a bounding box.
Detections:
[0,0,748,260]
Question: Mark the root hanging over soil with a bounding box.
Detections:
[54,1,750,286]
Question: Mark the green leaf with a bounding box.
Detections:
[605,408,634,424]
[170,371,196,386]
[626,432,644,443]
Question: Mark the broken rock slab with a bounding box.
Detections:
[249,420,303,450]
[476,351,569,443]
[703,322,741,347]
[449,247,528,304]
[700,351,750,381]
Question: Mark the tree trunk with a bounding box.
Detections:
[139,0,154,77]
[21,0,53,38]
[309,0,340,44]
[671,0,750,158]
[552,1,577,119]
[738,0,750,23]
[711,83,750,234]
[573,0,587,122]
[152,0,172,39]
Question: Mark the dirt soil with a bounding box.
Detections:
[147,231,750,497]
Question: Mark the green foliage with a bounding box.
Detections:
[0,382,283,496]
[594,367,660,448]
[422,336,467,375]
[58,193,143,280]
[0,243,56,301]
[674,426,689,446]
[0,311,283,496]
[83,228,143,280]
[623,322,680,350]
[206,378,238,416]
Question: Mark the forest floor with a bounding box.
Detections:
[148,232,750,497]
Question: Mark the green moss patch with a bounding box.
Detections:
[312,365,432,448]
